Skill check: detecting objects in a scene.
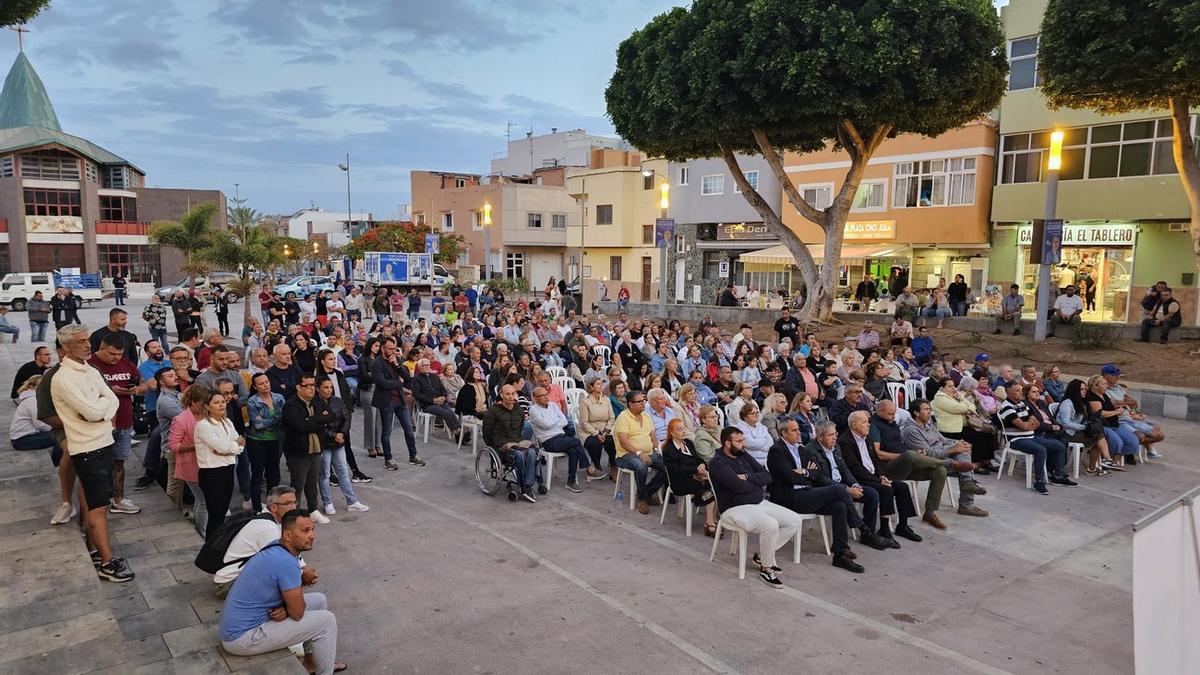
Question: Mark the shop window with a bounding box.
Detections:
[702,251,723,280]
[596,204,613,225]
[609,255,622,281]
[98,244,162,283]
[1008,36,1039,91]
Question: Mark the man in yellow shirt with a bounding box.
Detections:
[613,391,667,514]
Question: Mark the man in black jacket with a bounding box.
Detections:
[829,385,871,434]
[801,421,892,554]
[267,344,301,399]
[282,374,334,520]
[709,427,805,588]
[838,410,916,547]
[767,419,864,573]
[370,337,421,471]
[315,377,370,514]
[412,358,461,438]
[483,384,538,502]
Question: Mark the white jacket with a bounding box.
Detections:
[194,417,242,468]
[50,357,119,455]
[10,389,50,440]
[529,403,569,445]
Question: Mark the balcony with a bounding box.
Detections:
[96,221,149,235]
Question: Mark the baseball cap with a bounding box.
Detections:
[974,353,990,362]
[1100,364,1122,376]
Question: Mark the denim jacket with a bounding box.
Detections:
[246,392,286,441]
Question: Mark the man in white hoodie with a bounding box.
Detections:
[50,324,134,583]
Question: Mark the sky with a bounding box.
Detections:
[12,0,682,219]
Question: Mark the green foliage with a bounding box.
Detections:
[341,220,464,266]
[1,0,51,27]
[1071,323,1118,350]
[605,0,1008,161]
[1041,0,1200,113]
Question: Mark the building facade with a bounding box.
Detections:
[490,128,631,178]
[0,52,224,284]
[991,0,1199,325]
[282,208,373,248]
[663,154,782,305]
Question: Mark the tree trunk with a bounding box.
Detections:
[1170,97,1200,262]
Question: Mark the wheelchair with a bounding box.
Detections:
[474,445,547,501]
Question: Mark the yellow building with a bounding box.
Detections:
[991,0,1198,325]
[566,152,666,309]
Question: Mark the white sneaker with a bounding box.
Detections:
[323,504,336,516]
[109,498,141,514]
[50,501,76,525]
[310,510,331,524]
[347,502,370,512]
[1147,449,1163,459]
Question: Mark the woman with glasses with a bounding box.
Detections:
[1041,365,1065,403]
[733,403,773,465]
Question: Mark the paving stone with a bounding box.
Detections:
[161,620,222,658]
[99,565,179,599]
[154,530,204,553]
[142,580,212,610]
[5,634,136,675]
[125,646,231,674]
[0,588,110,633]
[118,603,200,641]
[191,592,225,623]
[232,652,309,674]
[0,571,97,610]
[222,645,308,673]
[0,609,117,665]
[169,561,211,585]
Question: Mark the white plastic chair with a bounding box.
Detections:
[905,377,927,403]
[706,478,828,579]
[564,388,585,411]
[886,381,906,408]
[712,406,725,428]
[593,345,611,364]
[612,467,637,509]
[554,377,578,391]
[545,366,568,380]
[997,429,1037,489]
[457,417,483,458]
[659,469,700,536]
[905,479,958,517]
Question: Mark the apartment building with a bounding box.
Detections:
[490,128,631,178]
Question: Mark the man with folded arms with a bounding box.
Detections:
[901,399,990,521]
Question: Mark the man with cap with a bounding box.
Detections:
[1100,365,1167,458]
[970,353,991,384]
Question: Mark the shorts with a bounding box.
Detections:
[72,445,115,510]
[49,443,63,467]
[112,427,133,461]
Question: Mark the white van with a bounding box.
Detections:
[0,272,103,311]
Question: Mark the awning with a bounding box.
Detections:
[738,243,909,265]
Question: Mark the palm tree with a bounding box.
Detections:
[148,202,219,291]
[204,198,274,325]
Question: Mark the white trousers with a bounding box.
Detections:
[721,501,803,568]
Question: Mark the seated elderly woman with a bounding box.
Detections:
[725,382,755,424]
[733,403,773,465]
[760,393,789,442]
[661,418,718,536]
[692,405,722,462]
[672,382,701,439]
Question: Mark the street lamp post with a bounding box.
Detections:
[482,202,493,281]
[642,168,671,317]
[1034,130,1064,343]
[338,154,352,239]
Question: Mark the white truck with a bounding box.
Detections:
[0,271,105,311]
[362,252,454,289]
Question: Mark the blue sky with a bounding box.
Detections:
[14,0,681,218]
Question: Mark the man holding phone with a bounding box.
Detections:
[89,333,149,514]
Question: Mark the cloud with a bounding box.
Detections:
[381,58,416,79]
[211,0,341,44]
[285,53,340,66]
[419,80,488,104]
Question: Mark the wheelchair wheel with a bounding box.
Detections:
[475,447,504,496]
[507,490,518,502]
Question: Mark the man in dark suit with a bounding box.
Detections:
[801,421,892,553]
[370,336,422,471]
[838,410,917,547]
[767,418,864,573]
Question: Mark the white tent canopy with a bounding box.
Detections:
[738,243,908,265]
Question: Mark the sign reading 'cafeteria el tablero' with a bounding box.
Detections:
[1016,222,1136,246]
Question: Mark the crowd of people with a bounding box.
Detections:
[3,278,1176,670]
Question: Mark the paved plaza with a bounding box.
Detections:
[0,302,1196,674]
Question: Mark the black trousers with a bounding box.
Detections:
[584,434,616,469]
[868,480,918,523]
[198,465,235,541]
[287,453,321,512]
[216,313,229,336]
[777,484,863,555]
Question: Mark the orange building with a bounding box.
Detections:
[745,119,997,297]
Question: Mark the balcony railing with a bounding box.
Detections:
[96,221,149,235]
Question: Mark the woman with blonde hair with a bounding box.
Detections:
[692,405,722,462]
[761,392,789,442]
[672,382,701,438]
[10,375,53,451]
[580,376,617,477]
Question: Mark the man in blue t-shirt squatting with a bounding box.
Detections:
[219,511,345,674]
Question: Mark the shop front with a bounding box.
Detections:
[1012,221,1136,323]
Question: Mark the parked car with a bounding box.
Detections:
[274,274,335,298]
[0,272,104,310]
[156,272,243,302]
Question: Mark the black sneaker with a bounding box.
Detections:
[1033,482,1049,495]
[329,474,339,487]
[832,554,865,573]
[565,481,582,493]
[90,549,102,569]
[97,557,135,583]
[384,460,399,471]
[132,475,156,491]
[894,526,923,543]
[758,568,783,589]
[351,472,373,483]
[1049,474,1078,487]
[409,456,426,467]
[752,553,781,572]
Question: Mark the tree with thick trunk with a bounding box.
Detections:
[606,0,1007,321]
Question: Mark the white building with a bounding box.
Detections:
[282,208,372,247]
[490,128,631,177]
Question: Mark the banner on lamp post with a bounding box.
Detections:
[655,218,675,248]
[424,233,440,255]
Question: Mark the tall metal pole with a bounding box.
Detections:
[658,201,668,317]
[344,153,352,237]
[484,225,491,281]
[1034,169,1059,342]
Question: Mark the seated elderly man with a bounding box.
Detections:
[613,390,667,515]
[801,422,893,553]
[412,358,462,438]
[1101,364,1166,458]
[838,411,915,548]
[645,388,677,445]
[829,384,872,435]
[529,386,602,492]
[901,399,990,519]
[483,384,539,503]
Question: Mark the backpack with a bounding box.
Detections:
[194,511,276,573]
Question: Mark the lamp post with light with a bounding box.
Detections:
[481,202,493,281]
[1034,130,1064,343]
[641,168,671,316]
[337,154,353,239]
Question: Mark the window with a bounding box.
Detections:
[527,213,542,228]
[643,173,655,190]
[609,255,622,281]
[702,251,723,280]
[799,184,832,210]
[642,224,653,244]
[441,212,454,231]
[893,159,976,207]
[19,150,81,181]
[98,244,162,283]
[551,213,566,229]
[457,250,470,266]
[414,212,426,226]
[678,166,689,185]
[99,196,138,222]
[24,188,82,217]
[505,253,525,279]
[735,170,759,193]
[1008,36,1039,91]
[676,235,686,254]
[851,180,886,211]
[454,177,467,188]
[84,161,97,183]
[471,211,482,230]
[102,165,139,189]
[0,155,13,178]
[700,174,724,195]
[596,204,613,225]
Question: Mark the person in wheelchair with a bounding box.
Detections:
[483,384,539,503]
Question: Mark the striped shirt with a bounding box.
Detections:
[997,401,1034,437]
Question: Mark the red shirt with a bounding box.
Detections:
[259,290,272,310]
[87,355,140,429]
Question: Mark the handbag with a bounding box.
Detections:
[966,413,995,434]
[1082,413,1105,443]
